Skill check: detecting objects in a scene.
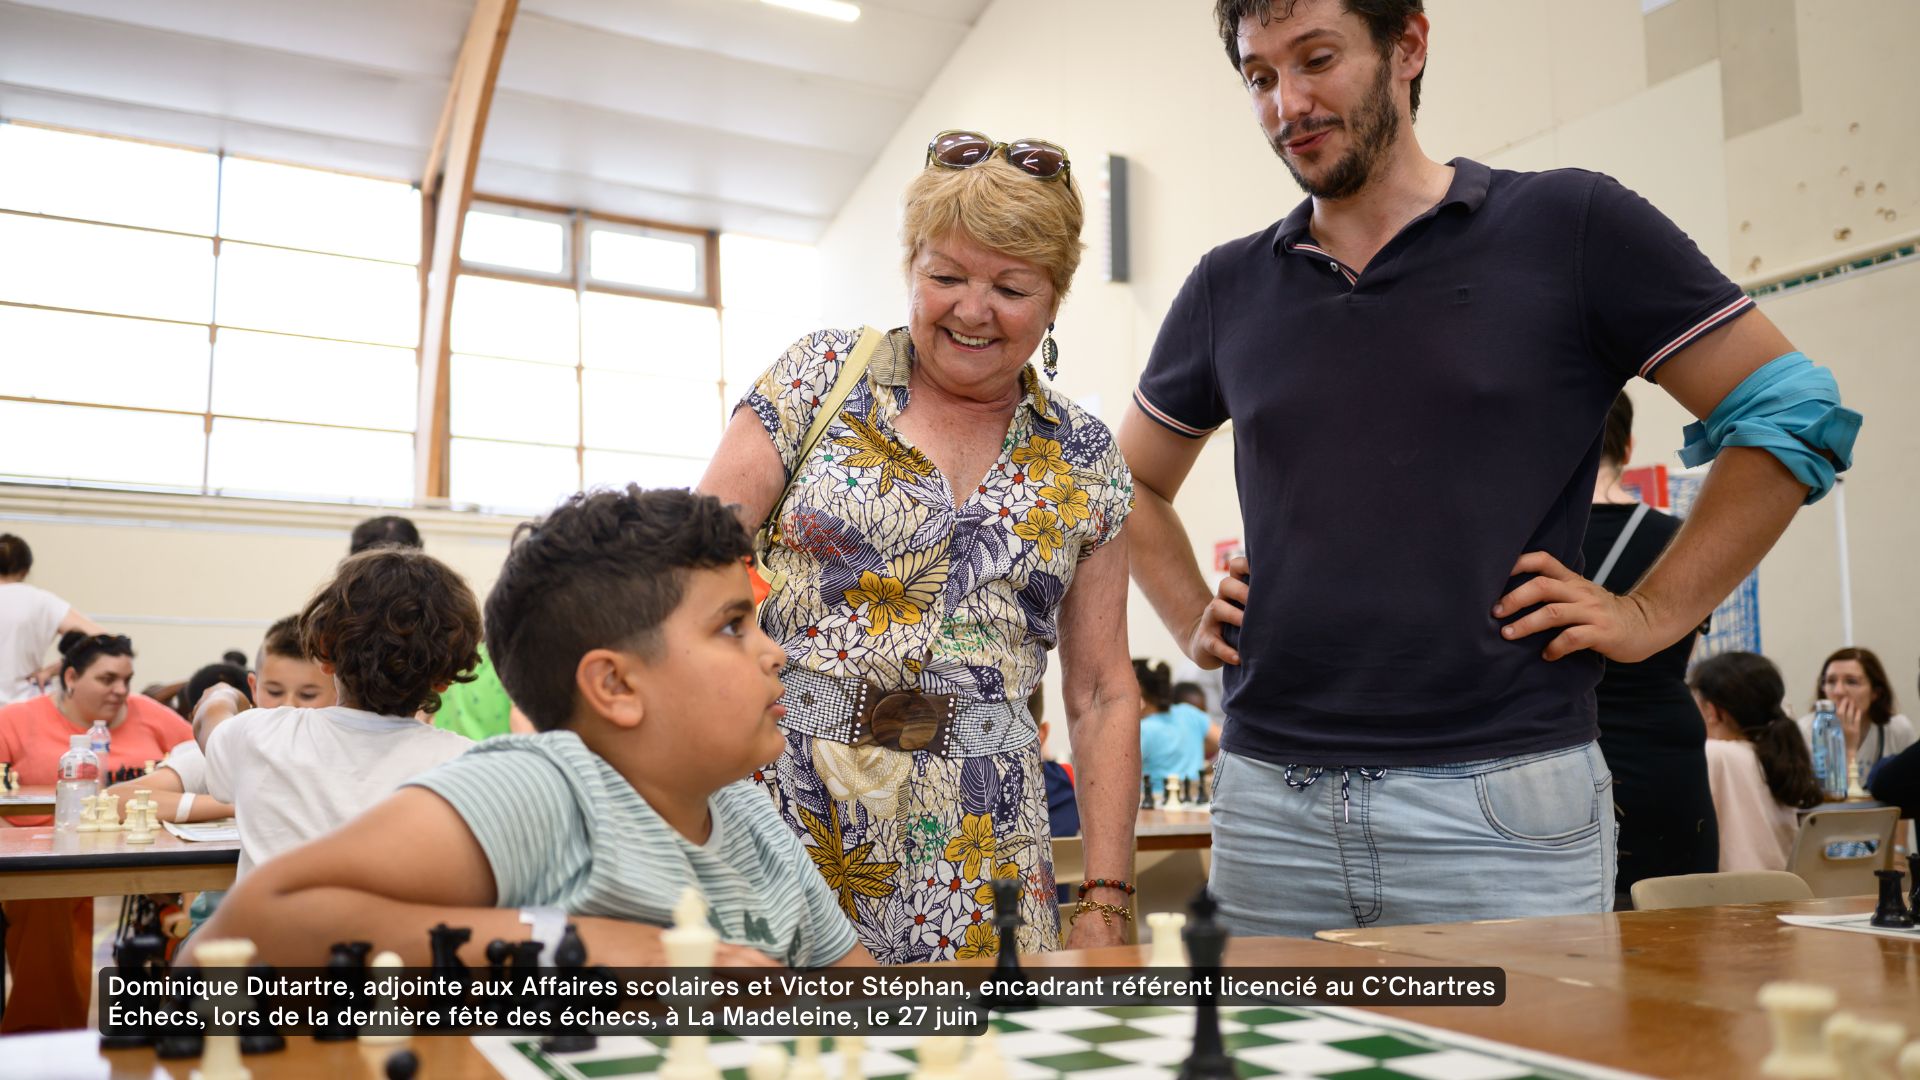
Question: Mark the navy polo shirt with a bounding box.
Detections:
[1136,159,1751,766]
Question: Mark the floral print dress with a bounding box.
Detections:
[739,327,1133,962]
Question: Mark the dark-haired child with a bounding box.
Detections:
[199,487,869,968]
[196,548,478,879]
[1690,651,1824,872]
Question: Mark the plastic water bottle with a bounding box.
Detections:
[1809,698,1847,801]
[54,734,100,830]
[88,717,111,755]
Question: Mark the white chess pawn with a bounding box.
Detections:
[1163,776,1183,811]
[911,1036,964,1080]
[967,1028,1010,1080]
[189,938,256,1080]
[1760,982,1841,1080]
[1898,1040,1920,1080]
[788,1036,829,1080]
[837,1034,866,1080]
[1829,1015,1906,1080]
[1847,758,1871,800]
[746,1043,790,1080]
[77,793,101,833]
[360,950,410,1046]
[1147,912,1187,967]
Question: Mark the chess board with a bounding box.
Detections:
[474,1003,1656,1080]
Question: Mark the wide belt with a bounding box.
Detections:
[776,664,1036,758]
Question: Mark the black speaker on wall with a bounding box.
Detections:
[1104,153,1130,283]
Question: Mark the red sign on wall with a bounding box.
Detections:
[1620,465,1669,509]
[1213,538,1243,572]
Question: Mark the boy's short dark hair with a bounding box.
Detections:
[0,533,30,577]
[349,515,423,554]
[182,663,251,716]
[301,548,482,717]
[486,486,754,732]
[254,615,308,671]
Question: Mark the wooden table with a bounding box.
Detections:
[1131,808,1212,851]
[8,901,1898,1079]
[1320,896,1911,1027]
[0,824,239,901]
[0,784,55,820]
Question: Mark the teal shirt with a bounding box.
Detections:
[408,731,858,967]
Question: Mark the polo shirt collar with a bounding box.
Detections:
[1272,157,1491,255]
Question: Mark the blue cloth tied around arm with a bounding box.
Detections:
[1677,351,1861,505]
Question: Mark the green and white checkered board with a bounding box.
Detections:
[473,1003,1655,1080]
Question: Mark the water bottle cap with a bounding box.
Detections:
[69,734,89,750]
[1817,699,1835,711]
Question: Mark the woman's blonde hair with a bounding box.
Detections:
[900,156,1085,299]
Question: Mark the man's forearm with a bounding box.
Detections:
[1631,446,1808,640]
[1128,486,1215,642]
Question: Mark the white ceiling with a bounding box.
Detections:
[0,0,991,242]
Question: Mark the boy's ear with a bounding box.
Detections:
[246,673,258,699]
[576,648,647,730]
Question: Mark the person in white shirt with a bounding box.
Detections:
[1691,652,1824,872]
[0,533,105,704]
[197,547,482,877]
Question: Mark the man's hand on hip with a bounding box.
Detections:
[1185,554,1248,670]
[1492,551,1682,663]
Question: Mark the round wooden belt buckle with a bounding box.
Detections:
[871,692,946,752]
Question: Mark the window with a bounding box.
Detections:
[0,120,422,502]
[448,202,742,512]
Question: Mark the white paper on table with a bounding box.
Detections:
[1778,910,1920,940]
[161,818,240,842]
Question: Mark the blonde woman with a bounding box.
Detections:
[701,133,1138,960]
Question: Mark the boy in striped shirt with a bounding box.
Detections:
[198,488,869,969]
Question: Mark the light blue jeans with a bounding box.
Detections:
[1209,741,1617,938]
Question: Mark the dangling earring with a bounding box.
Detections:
[1041,323,1059,379]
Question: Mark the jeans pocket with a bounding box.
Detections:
[1209,752,1232,812]
[1476,747,1603,845]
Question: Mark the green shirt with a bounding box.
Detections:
[433,644,512,741]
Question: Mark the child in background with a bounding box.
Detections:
[110,615,336,825]
[1690,652,1824,871]
[0,533,107,704]
[196,548,478,879]
[1135,659,1210,792]
[199,488,868,968]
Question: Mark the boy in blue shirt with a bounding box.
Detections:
[198,488,869,968]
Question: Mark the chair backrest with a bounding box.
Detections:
[1630,870,1814,910]
[1789,806,1901,897]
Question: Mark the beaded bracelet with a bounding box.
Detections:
[1077,878,1137,897]
[1068,898,1135,927]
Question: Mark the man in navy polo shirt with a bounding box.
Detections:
[1120,0,1860,937]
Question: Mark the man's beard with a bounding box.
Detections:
[1272,56,1400,200]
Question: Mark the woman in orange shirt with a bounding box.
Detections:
[0,631,191,1031]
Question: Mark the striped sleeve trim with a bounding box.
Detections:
[1638,295,1755,381]
[1132,388,1217,439]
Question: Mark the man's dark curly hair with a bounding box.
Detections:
[485,486,754,733]
[299,548,482,717]
[1214,0,1426,120]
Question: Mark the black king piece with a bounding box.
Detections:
[1179,888,1238,1080]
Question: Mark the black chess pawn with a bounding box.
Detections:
[539,924,597,1053]
[1142,774,1156,810]
[153,966,205,1059]
[1908,853,1919,918]
[316,941,372,1040]
[1871,869,1914,929]
[240,962,287,1053]
[1179,888,1238,1080]
[385,1048,421,1080]
[485,938,513,1027]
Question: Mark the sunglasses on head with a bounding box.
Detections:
[925,130,1070,181]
